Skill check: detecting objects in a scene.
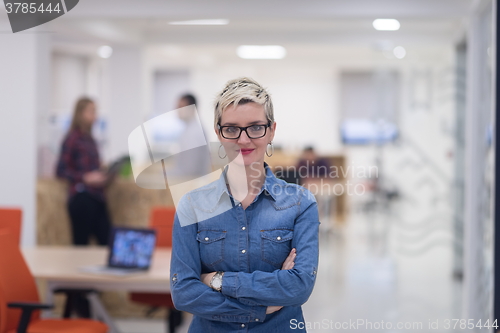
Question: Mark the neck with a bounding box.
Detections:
[226,161,266,202]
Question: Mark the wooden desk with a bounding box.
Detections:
[22,246,172,333]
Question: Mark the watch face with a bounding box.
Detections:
[212,277,222,289]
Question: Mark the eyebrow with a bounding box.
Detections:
[221,120,267,126]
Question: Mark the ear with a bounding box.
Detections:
[268,122,276,142]
[214,126,222,141]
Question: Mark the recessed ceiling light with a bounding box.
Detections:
[169,19,229,25]
[393,46,406,59]
[373,19,400,31]
[98,45,113,59]
[237,45,286,59]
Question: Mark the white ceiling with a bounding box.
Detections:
[37,0,475,48]
[65,0,473,19]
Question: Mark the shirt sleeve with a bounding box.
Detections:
[221,189,320,307]
[56,134,85,184]
[170,196,267,323]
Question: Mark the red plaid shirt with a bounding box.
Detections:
[56,129,104,201]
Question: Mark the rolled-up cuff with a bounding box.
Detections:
[221,271,238,298]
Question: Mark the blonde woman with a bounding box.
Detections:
[170,78,320,332]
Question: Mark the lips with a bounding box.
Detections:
[239,149,254,155]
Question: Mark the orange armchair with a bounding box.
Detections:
[0,232,108,333]
[0,208,22,245]
[129,207,182,332]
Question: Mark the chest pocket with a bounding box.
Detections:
[197,230,226,266]
[260,228,294,268]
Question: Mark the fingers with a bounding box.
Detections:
[266,306,284,314]
[281,248,296,270]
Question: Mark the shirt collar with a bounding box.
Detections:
[214,161,278,203]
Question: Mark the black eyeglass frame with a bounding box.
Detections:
[217,121,272,140]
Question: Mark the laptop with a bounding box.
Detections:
[80,227,157,276]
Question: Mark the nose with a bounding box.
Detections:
[237,130,252,144]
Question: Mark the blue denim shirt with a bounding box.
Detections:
[170,162,320,332]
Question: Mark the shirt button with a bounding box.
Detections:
[242,226,246,230]
[238,203,242,206]
[255,318,259,322]
[241,324,245,328]
[205,237,209,241]
[276,236,281,240]
[172,277,177,281]
[241,249,246,254]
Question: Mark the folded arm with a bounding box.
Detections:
[170,199,267,323]
[220,196,320,307]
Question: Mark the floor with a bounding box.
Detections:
[115,197,462,333]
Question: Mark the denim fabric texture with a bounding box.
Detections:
[170,162,320,332]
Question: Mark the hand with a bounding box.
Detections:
[266,306,283,314]
[201,272,216,288]
[281,248,296,270]
[83,171,108,187]
[265,249,295,314]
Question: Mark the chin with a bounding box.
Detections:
[228,153,261,167]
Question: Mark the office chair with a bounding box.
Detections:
[0,231,108,333]
[0,208,94,321]
[129,207,183,333]
[0,208,22,245]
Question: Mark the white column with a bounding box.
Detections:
[0,27,51,247]
[462,0,495,322]
[106,46,146,162]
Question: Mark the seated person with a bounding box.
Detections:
[296,146,330,185]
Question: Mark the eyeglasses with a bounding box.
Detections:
[217,121,271,139]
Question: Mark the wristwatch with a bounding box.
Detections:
[210,271,224,292]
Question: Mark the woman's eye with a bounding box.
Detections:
[225,127,238,133]
[250,125,263,132]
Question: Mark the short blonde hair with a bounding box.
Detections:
[214,77,274,128]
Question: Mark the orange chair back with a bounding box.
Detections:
[0,208,22,245]
[149,207,175,248]
[129,207,176,308]
[0,231,39,333]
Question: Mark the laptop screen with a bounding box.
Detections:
[108,227,157,270]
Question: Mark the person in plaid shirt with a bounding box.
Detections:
[56,97,111,247]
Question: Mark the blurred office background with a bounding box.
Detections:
[0,0,497,332]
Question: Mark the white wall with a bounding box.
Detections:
[51,54,88,115]
[51,43,455,162]
[146,44,455,159]
[152,70,191,117]
[0,27,51,246]
[107,46,146,162]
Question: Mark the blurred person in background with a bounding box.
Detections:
[56,97,113,318]
[171,93,212,179]
[296,146,330,185]
[56,97,112,247]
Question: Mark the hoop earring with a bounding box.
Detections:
[266,142,274,157]
[218,144,227,159]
